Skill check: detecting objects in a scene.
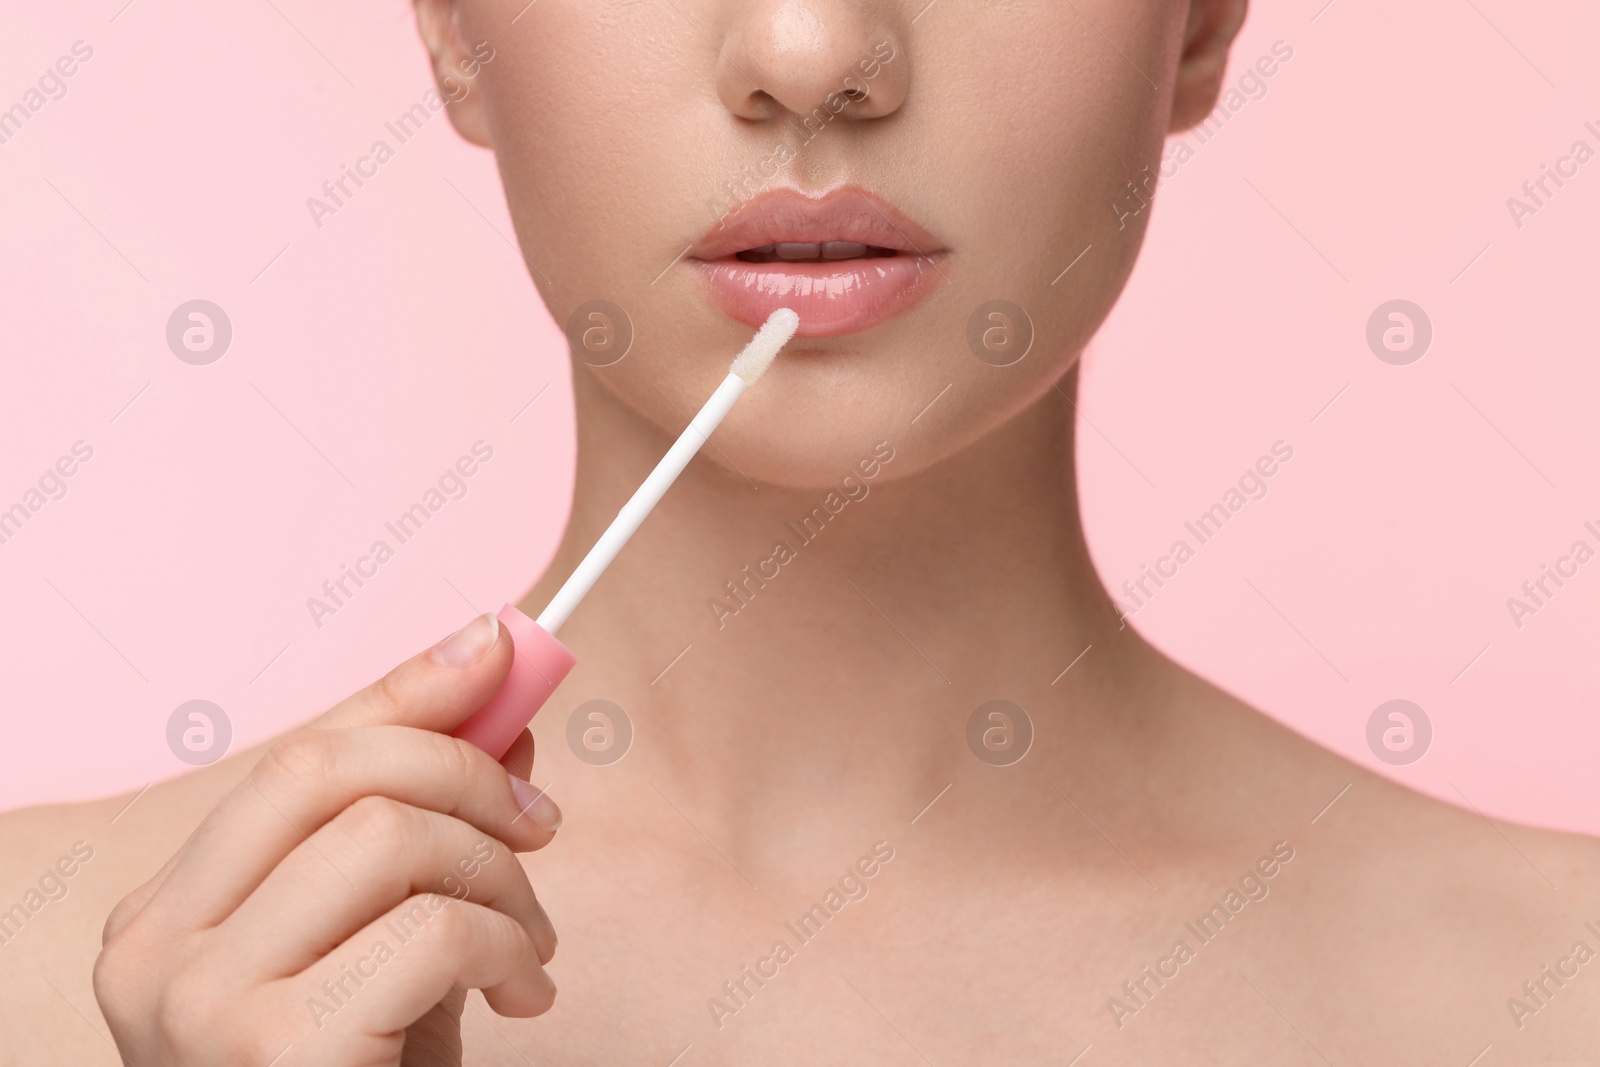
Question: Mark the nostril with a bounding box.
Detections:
[842,87,867,101]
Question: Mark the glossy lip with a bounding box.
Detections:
[688,186,947,338]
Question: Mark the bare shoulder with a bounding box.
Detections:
[1189,681,1600,1058]
[0,795,131,1065]
[0,758,252,1066]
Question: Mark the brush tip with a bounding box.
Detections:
[729,308,800,386]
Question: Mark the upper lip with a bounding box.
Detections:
[690,186,945,262]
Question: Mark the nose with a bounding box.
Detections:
[715,0,909,124]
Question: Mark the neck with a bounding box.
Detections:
[521,363,1157,855]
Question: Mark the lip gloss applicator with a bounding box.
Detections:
[450,307,801,760]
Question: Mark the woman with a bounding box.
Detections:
[5,0,1597,1062]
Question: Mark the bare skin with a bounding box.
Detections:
[8,377,1599,1064]
[4,0,1598,1063]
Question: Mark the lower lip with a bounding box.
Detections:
[692,255,942,337]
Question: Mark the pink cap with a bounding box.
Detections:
[450,603,576,760]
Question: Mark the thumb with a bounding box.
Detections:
[501,728,535,780]
[315,612,514,734]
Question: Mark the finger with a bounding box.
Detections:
[288,894,554,1046]
[218,799,555,978]
[105,612,520,939]
[502,729,534,782]
[147,724,561,931]
[399,989,466,1067]
[102,847,184,945]
[315,612,513,733]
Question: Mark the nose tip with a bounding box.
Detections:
[716,1,908,124]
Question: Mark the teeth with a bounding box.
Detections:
[735,242,895,262]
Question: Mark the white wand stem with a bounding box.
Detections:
[535,308,800,634]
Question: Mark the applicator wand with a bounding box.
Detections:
[451,308,801,760]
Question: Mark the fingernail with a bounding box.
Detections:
[432,613,499,669]
[510,775,562,832]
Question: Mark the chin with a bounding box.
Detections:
[685,353,1069,493]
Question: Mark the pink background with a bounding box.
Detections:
[3,1,1597,835]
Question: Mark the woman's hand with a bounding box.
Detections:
[92,613,563,1067]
